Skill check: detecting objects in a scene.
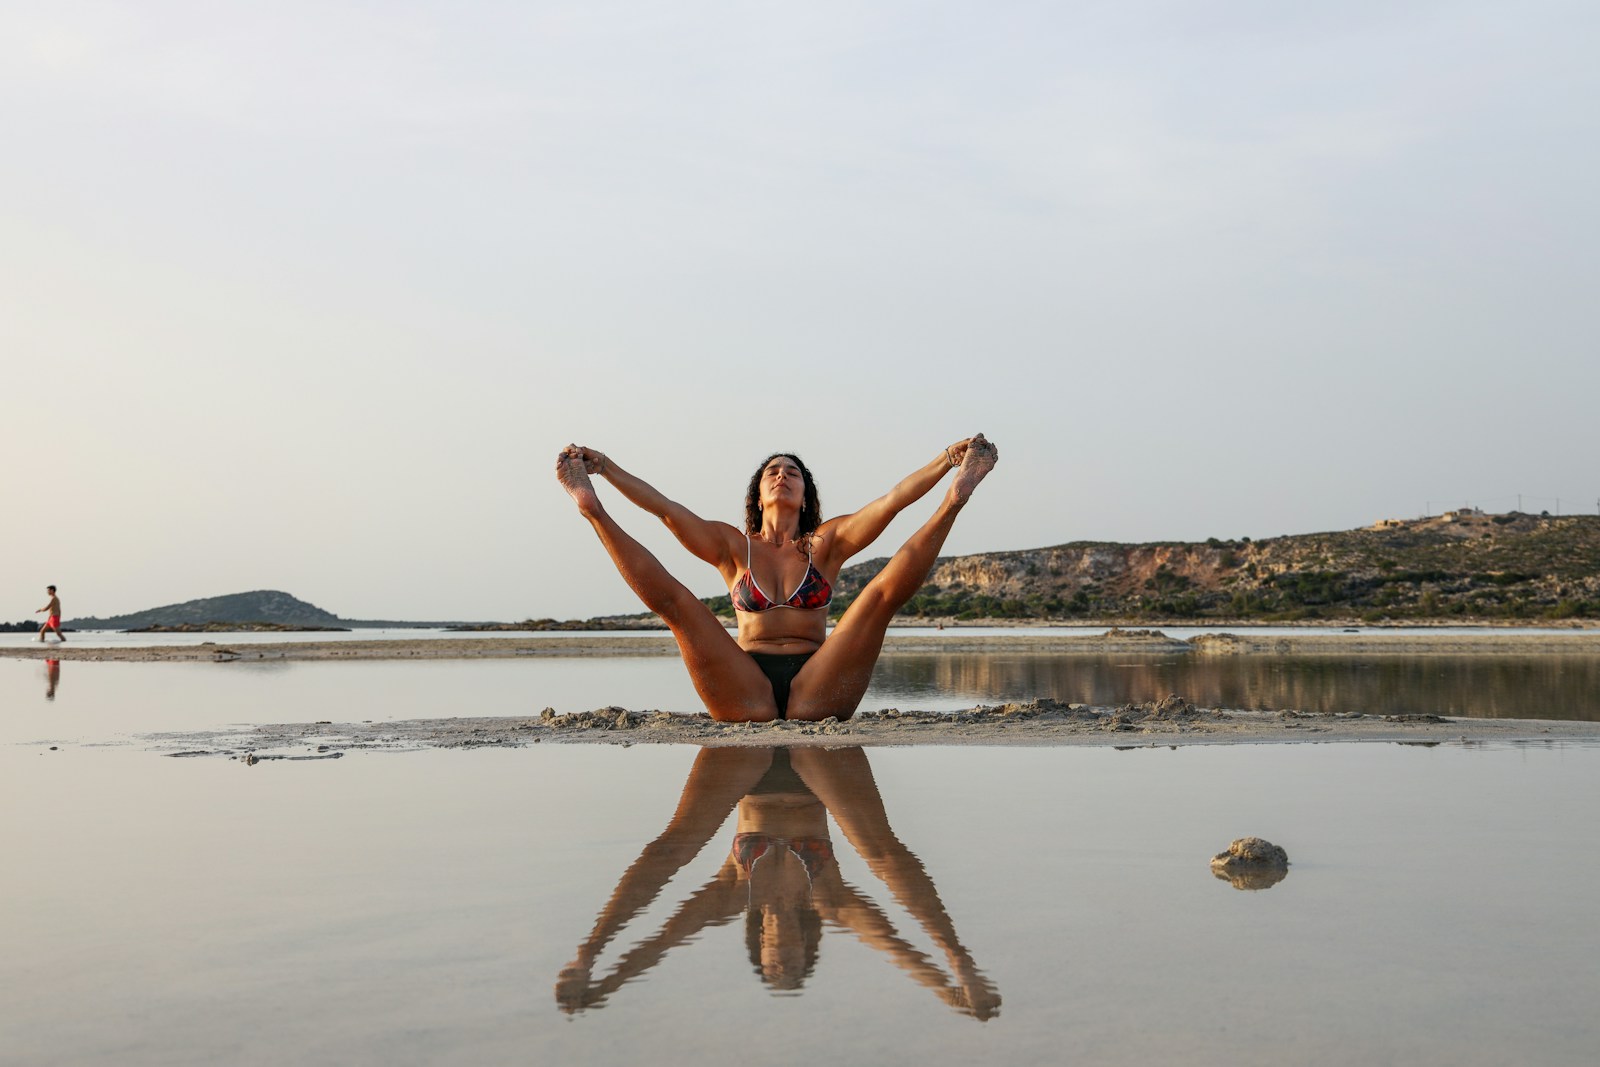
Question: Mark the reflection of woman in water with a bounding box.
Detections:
[556,746,999,1020]
[555,435,998,722]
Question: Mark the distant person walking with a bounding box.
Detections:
[37,585,65,642]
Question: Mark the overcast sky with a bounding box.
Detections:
[4,1,1596,622]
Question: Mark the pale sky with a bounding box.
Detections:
[4,1,1597,622]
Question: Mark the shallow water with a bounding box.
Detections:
[4,646,1598,752]
[4,739,1598,1066]
[874,651,1600,721]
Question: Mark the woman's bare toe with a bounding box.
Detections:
[951,433,997,502]
[556,447,601,513]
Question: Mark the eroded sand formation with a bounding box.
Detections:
[147,694,1600,760]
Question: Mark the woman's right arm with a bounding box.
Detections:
[574,447,737,567]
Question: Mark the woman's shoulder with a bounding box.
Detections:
[806,526,845,568]
[709,520,748,554]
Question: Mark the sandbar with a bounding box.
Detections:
[145,695,1600,758]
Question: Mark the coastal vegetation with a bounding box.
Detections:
[705,512,1600,623]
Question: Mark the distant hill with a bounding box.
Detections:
[63,513,1600,630]
[704,512,1600,623]
[71,590,346,630]
[70,590,481,630]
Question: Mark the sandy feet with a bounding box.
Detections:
[556,445,601,514]
[951,433,998,502]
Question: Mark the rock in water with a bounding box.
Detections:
[1210,836,1289,890]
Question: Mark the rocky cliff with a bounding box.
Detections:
[822,512,1600,622]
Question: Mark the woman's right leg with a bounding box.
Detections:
[557,449,779,722]
[785,436,999,721]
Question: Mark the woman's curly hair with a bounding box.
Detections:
[743,453,821,539]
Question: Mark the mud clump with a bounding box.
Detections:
[536,707,710,736]
[538,707,634,731]
[959,699,1100,723]
[1102,695,1217,730]
[1210,837,1290,890]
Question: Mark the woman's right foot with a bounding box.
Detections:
[951,433,998,503]
[556,446,602,515]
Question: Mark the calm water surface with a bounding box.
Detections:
[3,646,1597,751]
[875,651,1600,721]
[4,733,1597,1066]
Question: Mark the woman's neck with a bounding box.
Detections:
[758,509,801,545]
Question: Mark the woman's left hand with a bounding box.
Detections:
[563,444,609,476]
[943,438,973,469]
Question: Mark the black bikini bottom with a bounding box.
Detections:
[749,747,809,794]
[747,651,814,720]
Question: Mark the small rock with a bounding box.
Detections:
[1210,836,1289,890]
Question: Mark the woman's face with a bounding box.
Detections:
[747,849,817,987]
[755,905,812,987]
[759,456,806,511]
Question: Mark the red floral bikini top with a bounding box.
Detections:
[731,535,833,612]
[732,833,834,880]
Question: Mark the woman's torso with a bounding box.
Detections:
[727,532,836,654]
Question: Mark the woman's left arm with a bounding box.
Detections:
[821,438,971,564]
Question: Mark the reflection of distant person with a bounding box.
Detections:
[556,746,1000,1019]
[556,436,998,722]
[36,585,65,642]
[45,659,60,700]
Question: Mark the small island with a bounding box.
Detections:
[126,622,353,633]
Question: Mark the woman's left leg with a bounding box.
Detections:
[784,436,998,722]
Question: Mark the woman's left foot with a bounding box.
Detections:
[951,433,998,502]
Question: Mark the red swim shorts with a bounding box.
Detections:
[46,615,61,629]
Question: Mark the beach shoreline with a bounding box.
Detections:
[8,629,1600,662]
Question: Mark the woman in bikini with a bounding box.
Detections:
[554,434,998,722]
